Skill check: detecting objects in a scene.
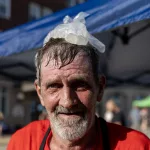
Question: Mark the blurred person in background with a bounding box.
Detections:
[129,105,141,130]
[0,112,9,136]
[111,100,126,126]
[0,112,3,136]
[104,99,126,126]
[104,99,114,123]
[140,108,150,134]
[11,93,25,131]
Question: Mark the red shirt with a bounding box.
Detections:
[7,118,150,150]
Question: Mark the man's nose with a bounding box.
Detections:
[59,86,78,108]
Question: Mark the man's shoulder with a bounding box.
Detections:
[107,122,150,149]
[13,120,49,137]
[107,122,149,139]
[8,120,49,144]
[7,120,50,150]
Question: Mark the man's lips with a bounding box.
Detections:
[57,111,84,118]
[58,112,83,115]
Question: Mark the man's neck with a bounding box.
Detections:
[50,124,97,150]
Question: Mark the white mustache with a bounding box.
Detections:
[55,106,85,114]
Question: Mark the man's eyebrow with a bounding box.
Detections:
[68,76,90,83]
[44,78,61,86]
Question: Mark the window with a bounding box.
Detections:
[78,0,86,4]
[42,7,53,17]
[0,0,11,19]
[28,2,41,21]
[0,87,8,116]
[28,2,53,21]
[68,0,86,7]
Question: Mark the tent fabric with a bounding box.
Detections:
[1,20,150,85]
[0,0,150,56]
[133,96,150,107]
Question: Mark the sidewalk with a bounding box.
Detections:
[0,135,11,148]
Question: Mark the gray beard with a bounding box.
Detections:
[48,111,89,141]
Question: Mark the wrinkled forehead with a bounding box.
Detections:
[41,51,92,70]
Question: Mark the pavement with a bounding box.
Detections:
[0,135,11,150]
[141,128,150,138]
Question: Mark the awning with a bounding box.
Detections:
[133,96,150,107]
[0,0,150,86]
[0,0,150,56]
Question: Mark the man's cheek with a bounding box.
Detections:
[77,92,94,106]
[43,96,58,113]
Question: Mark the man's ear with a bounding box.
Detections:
[97,75,106,102]
[34,79,45,106]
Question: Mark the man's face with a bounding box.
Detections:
[35,52,103,141]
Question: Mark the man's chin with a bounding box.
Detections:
[50,115,89,141]
[54,122,88,141]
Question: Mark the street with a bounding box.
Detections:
[0,136,10,150]
[0,145,7,150]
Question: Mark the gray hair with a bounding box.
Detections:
[35,38,102,85]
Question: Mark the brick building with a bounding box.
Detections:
[0,0,86,31]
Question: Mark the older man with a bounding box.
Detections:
[7,13,149,150]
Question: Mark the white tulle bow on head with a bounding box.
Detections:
[43,12,105,53]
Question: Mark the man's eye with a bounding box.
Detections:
[72,82,90,91]
[48,83,62,89]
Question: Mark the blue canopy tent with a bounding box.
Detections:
[0,0,150,56]
[0,0,150,84]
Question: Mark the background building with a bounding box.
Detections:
[0,0,87,31]
[0,0,87,129]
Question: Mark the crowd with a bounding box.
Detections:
[103,98,150,138]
